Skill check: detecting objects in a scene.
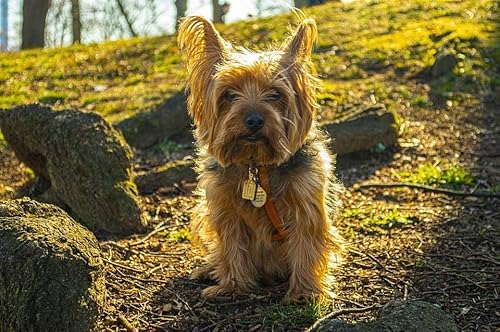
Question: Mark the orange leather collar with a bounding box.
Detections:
[257,166,287,241]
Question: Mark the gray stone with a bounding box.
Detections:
[431,51,457,78]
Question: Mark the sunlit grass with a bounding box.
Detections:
[0,0,496,125]
[343,206,413,233]
[0,131,6,150]
[168,228,191,243]
[396,163,474,188]
[265,300,326,328]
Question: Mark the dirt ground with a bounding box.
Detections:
[0,83,499,331]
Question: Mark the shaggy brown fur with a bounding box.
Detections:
[178,15,343,303]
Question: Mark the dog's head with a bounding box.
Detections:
[178,15,318,167]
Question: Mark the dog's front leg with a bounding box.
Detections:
[283,194,337,303]
[201,213,258,298]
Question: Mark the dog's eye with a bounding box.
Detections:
[268,90,281,102]
[224,90,238,102]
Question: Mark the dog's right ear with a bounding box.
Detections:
[178,16,230,74]
[177,16,230,125]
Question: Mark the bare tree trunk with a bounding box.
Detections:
[21,0,51,49]
[294,0,308,8]
[212,0,222,23]
[175,0,187,30]
[115,0,137,37]
[71,0,81,44]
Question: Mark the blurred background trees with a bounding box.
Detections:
[0,0,332,50]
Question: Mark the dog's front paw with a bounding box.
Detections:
[201,284,248,299]
[283,289,321,304]
[190,264,215,281]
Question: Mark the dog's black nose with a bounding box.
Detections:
[244,111,265,132]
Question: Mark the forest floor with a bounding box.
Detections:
[0,0,498,331]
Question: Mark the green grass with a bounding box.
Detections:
[396,163,474,188]
[264,300,326,328]
[0,0,496,126]
[343,206,413,233]
[0,131,5,150]
[168,228,191,243]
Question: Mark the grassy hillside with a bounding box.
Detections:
[0,0,497,128]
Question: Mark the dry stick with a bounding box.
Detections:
[357,182,500,198]
[306,304,381,331]
[102,257,145,273]
[129,223,169,247]
[199,313,262,332]
[117,313,138,332]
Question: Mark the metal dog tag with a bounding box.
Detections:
[242,180,257,200]
[251,185,267,207]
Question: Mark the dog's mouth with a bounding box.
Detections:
[239,134,264,142]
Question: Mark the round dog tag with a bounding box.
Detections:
[251,185,267,208]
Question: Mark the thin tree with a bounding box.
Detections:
[294,0,308,8]
[115,0,138,37]
[71,0,81,43]
[212,0,221,23]
[175,0,187,30]
[21,0,51,49]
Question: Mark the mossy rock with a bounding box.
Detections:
[323,110,398,155]
[135,159,196,194]
[0,104,146,234]
[311,300,458,332]
[0,198,105,331]
[116,90,191,149]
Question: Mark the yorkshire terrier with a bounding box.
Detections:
[178,14,343,303]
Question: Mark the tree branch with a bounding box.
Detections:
[357,182,500,198]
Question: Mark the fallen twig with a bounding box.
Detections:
[306,304,381,331]
[118,313,138,332]
[102,257,145,273]
[356,182,500,198]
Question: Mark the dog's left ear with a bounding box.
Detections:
[281,18,317,64]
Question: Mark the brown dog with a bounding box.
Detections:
[178,15,343,303]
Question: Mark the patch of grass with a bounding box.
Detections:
[486,184,500,193]
[168,228,191,243]
[0,131,6,150]
[265,300,326,328]
[411,95,432,108]
[396,163,474,188]
[363,208,412,229]
[38,91,68,105]
[343,206,414,233]
[157,138,184,154]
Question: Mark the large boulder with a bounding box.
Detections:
[0,198,106,332]
[116,91,191,149]
[310,300,458,332]
[0,104,145,234]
